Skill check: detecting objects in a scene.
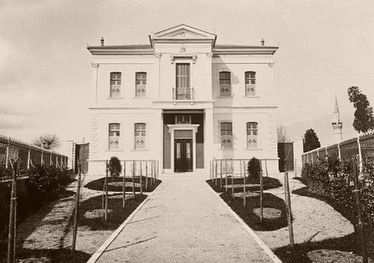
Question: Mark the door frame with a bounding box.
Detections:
[167,124,199,173]
[174,139,193,172]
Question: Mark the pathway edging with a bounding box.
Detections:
[209,187,283,263]
[86,181,163,263]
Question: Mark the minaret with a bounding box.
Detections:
[332,95,343,143]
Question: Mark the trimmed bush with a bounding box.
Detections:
[109,156,122,177]
[247,157,261,183]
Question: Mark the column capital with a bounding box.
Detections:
[92,63,99,68]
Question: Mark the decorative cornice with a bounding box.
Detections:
[170,54,198,64]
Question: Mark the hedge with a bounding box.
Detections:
[301,157,374,225]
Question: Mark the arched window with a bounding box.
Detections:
[245,71,256,96]
[220,122,233,149]
[219,71,231,96]
[134,123,146,149]
[108,123,120,149]
[110,72,122,97]
[135,72,147,97]
[246,122,258,148]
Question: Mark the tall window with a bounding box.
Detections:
[110,72,121,97]
[219,71,231,96]
[108,123,120,150]
[176,63,191,100]
[221,122,233,149]
[245,71,256,96]
[247,122,258,148]
[135,72,147,97]
[134,123,146,149]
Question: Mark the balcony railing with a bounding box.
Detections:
[172,87,195,100]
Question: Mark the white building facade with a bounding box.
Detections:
[87,24,279,175]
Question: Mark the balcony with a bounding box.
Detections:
[172,87,195,101]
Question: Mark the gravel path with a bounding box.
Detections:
[93,173,278,263]
[17,174,107,252]
[255,172,355,250]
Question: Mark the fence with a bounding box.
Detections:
[302,132,374,165]
[0,135,68,172]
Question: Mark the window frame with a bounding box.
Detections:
[134,123,147,150]
[246,122,258,148]
[245,71,256,97]
[220,121,233,149]
[219,71,231,97]
[108,123,121,150]
[110,72,122,98]
[135,72,147,98]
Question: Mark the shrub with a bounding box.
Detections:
[247,157,261,183]
[26,165,72,205]
[301,157,374,225]
[109,156,122,177]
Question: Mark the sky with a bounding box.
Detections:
[1,0,374,154]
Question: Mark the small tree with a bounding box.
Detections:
[303,128,321,152]
[109,156,122,177]
[33,134,61,150]
[347,86,374,133]
[247,157,261,183]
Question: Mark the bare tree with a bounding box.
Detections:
[277,125,289,143]
[33,134,61,150]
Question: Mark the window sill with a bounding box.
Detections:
[245,148,262,151]
[243,96,260,98]
[217,96,233,99]
[106,149,123,152]
[218,148,237,151]
[131,149,149,152]
[107,97,124,100]
[132,97,149,99]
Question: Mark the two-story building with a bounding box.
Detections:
[87,24,278,175]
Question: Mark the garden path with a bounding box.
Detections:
[89,173,280,263]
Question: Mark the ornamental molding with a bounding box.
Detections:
[92,63,100,68]
[268,62,275,68]
[154,53,162,58]
[170,54,198,64]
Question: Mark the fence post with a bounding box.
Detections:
[140,162,143,195]
[351,158,368,263]
[123,161,126,208]
[7,161,17,263]
[260,161,264,223]
[27,147,31,170]
[5,140,9,169]
[337,143,341,161]
[242,160,246,207]
[284,169,294,248]
[72,163,82,251]
[132,161,136,198]
[104,161,109,221]
[145,161,148,190]
[357,137,363,173]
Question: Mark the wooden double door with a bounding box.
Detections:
[174,139,193,172]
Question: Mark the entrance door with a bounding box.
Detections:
[174,139,193,172]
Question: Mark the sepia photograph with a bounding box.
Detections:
[1,0,374,262]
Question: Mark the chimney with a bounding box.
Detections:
[100,37,104,47]
[261,39,265,46]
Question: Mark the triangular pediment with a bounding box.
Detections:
[151,24,216,42]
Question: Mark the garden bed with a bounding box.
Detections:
[2,176,161,263]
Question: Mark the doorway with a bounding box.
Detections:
[174,139,193,172]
